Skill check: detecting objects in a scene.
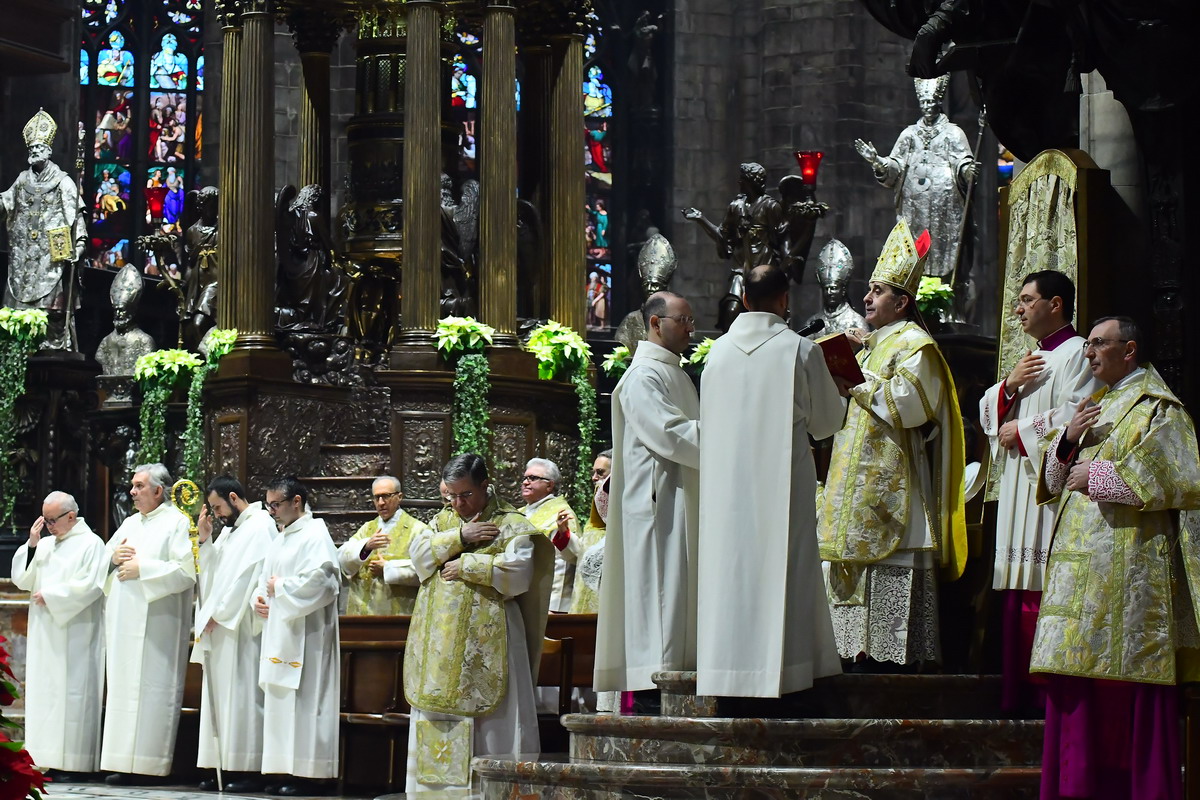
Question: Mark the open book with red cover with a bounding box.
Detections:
[815,332,866,386]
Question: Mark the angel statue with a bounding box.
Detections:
[275,183,349,333]
[439,174,479,318]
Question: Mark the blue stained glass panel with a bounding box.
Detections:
[149,33,189,89]
[97,31,136,87]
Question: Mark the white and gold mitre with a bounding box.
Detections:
[914,75,949,105]
[22,108,57,149]
[869,218,930,297]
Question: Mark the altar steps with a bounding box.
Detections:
[472,671,1043,799]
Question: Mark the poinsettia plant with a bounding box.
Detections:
[688,337,716,375]
[600,345,631,378]
[134,348,203,465]
[435,317,496,457]
[1,635,46,800]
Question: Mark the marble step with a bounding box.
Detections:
[654,671,1028,719]
[472,757,1040,799]
[565,714,1043,768]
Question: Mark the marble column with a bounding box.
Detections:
[288,8,342,222]
[397,0,444,343]
[230,0,277,350]
[214,0,241,332]
[478,2,518,339]
[547,34,586,333]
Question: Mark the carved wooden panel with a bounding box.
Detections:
[392,411,451,502]
[489,412,536,505]
[212,408,247,485]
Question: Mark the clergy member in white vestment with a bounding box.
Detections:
[697,266,846,697]
[254,476,341,795]
[403,454,553,793]
[191,476,277,791]
[978,270,1099,711]
[10,491,107,778]
[100,463,196,782]
[519,458,580,612]
[595,291,701,693]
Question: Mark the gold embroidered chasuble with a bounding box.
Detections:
[818,320,968,580]
[403,496,553,717]
[343,511,427,616]
[570,516,606,614]
[1031,365,1200,684]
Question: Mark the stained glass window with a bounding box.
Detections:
[79,0,205,276]
[584,12,614,331]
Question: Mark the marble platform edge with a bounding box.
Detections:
[564,714,1043,768]
[472,758,1042,790]
[651,670,1005,691]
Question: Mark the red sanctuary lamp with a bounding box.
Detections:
[794,150,824,186]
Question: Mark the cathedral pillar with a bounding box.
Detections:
[478,2,518,339]
[215,0,241,333]
[230,0,278,352]
[547,34,585,333]
[288,8,342,222]
[396,0,445,344]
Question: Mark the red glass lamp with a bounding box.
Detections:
[793,150,824,186]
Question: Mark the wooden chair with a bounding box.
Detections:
[338,640,409,794]
[536,636,574,753]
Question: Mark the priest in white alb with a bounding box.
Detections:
[402,454,552,793]
[596,291,700,693]
[698,266,846,697]
[10,491,107,779]
[254,476,341,795]
[979,270,1098,711]
[338,475,429,615]
[192,476,277,791]
[100,463,196,782]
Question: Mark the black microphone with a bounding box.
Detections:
[795,318,825,337]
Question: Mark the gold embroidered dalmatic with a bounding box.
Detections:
[343,511,427,616]
[1031,366,1200,684]
[403,496,552,717]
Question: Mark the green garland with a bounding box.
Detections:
[134,348,202,465]
[525,321,600,514]
[182,329,238,483]
[436,316,496,456]
[0,308,48,530]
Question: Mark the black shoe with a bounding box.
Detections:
[271,779,330,796]
[198,777,218,791]
[105,773,158,786]
[44,770,91,783]
[225,776,266,793]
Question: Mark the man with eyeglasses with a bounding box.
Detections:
[518,458,579,613]
[190,475,277,791]
[11,491,107,781]
[1032,316,1200,800]
[254,476,340,796]
[596,290,701,697]
[336,475,430,615]
[402,454,552,793]
[818,220,967,671]
[100,462,195,785]
[979,270,1099,713]
[697,265,845,698]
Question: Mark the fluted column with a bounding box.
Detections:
[289,9,341,222]
[547,34,585,333]
[232,0,276,349]
[479,2,518,339]
[215,0,241,332]
[398,0,444,342]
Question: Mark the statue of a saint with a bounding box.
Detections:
[275,184,348,333]
[181,186,218,350]
[614,232,677,352]
[681,162,783,331]
[0,109,88,352]
[802,239,866,339]
[854,76,980,279]
[439,174,478,318]
[96,263,155,377]
[149,32,188,89]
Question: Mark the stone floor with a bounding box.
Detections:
[43,784,378,800]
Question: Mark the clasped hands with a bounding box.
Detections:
[254,576,278,618]
[112,538,140,581]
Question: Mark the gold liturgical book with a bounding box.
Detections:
[47,227,73,261]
